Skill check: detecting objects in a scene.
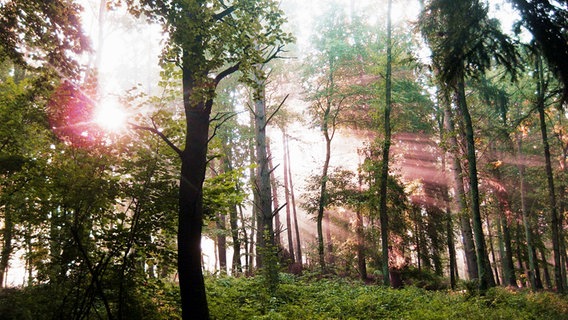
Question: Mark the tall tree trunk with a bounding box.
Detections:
[440,136,458,287]
[229,203,242,274]
[325,210,334,266]
[486,213,501,286]
[179,64,211,320]
[286,134,303,266]
[238,203,251,276]
[267,141,282,249]
[356,175,367,281]
[216,213,227,274]
[316,94,333,273]
[378,0,393,287]
[496,213,506,285]
[446,205,458,288]
[535,57,564,292]
[539,245,552,289]
[443,97,478,280]
[253,72,277,291]
[559,129,568,287]
[0,205,13,288]
[490,151,517,287]
[221,146,242,275]
[500,211,517,286]
[282,130,295,264]
[515,222,527,288]
[518,136,539,289]
[427,209,443,276]
[413,207,422,272]
[455,73,494,290]
[248,112,258,274]
[533,246,544,289]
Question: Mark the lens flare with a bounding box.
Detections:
[95,98,127,133]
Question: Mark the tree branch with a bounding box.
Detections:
[213,5,236,21]
[263,94,289,130]
[263,44,286,64]
[208,112,236,144]
[272,203,287,218]
[215,62,241,84]
[268,163,280,176]
[129,120,183,157]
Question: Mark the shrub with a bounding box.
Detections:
[207,276,568,320]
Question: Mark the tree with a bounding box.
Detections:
[0,0,89,80]
[378,0,393,286]
[419,0,519,290]
[533,52,564,292]
[124,1,290,318]
[302,2,358,272]
[251,66,284,292]
[510,0,568,100]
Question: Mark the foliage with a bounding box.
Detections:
[0,278,181,320]
[0,0,89,79]
[2,275,568,319]
[205,276,568,320]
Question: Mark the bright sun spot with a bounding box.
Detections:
[95,98,127,132]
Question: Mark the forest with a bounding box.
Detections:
[1,0,568,319]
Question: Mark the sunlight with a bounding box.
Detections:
[94,97,127,132]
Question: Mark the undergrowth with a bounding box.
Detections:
[206,274,568,320]
[2,274,567,319]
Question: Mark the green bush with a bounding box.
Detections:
[3,275,568,319]
[207,276,568,320]
[0,278,180,320]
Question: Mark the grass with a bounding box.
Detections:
[2,274,567,319]
[206,274,568,320]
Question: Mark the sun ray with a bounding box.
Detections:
[94,97,127,133]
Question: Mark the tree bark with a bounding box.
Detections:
[315,65,335,272]
[440,141,458,287]
[229,203,242,274]
[267,141,282,249]
[378,0,393,287]
[455,73,494,290]
[537,91,564,293]
[317,128,331,272]
[216,213,227,274]
[282,130,295,264]
[535,56,564,292]
[539,245,552,289]
[178,63,211,319]
[356,175,367,281]
[486,213,501,286]
[286,134,303,266]
[518,136,539,289]
[443,98,478,281]
[253,71,277,291]
[0,205,13,288]
[489,149,517,287]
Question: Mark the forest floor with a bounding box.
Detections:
[2,273,568,319]
[206,274,568,320]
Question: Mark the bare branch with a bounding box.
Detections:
[263,44,286,64]
[272,203,287,218]
[206,153,223,166]
[208,112,236,144]
[263,94,289,130]
[268,163,280,176]
[246,102,256,117]
[129,121,183,157]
